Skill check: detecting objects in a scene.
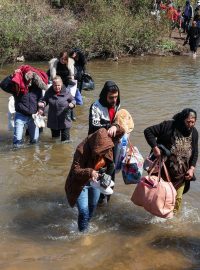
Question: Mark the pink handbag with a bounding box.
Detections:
[131,156,177,219]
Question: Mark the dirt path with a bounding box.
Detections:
[169,29,190,55]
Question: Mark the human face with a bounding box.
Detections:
[60,53,68,64]
[53,79,62,93]
[184,116,196,130]
[106,91,118,107]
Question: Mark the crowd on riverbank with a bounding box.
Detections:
[151,0,200,57]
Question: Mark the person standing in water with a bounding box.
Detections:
[144,108,198,214]
[65,127,124,232]
[88,80,121,205]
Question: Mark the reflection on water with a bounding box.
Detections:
[0,56,200,270]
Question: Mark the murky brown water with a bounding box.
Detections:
[0,57,200,270]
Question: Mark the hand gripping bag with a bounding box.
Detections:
[131,156,177,219]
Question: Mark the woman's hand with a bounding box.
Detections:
[153,146,161,157]
[68,102,74,108]
[91,170,99,182]
[37,109,44,115]
[38,102,45,108]
[108,126,117,137]
[185,167,195,180]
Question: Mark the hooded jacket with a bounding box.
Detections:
[65,127,124,207]
[88,80,120,135]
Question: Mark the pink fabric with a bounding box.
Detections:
[131,159,177,219]
[11,65,48,95]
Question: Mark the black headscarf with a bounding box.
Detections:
[173,108,197,136]
[99,80,120,108]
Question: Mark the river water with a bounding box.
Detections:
[0,57,200,270]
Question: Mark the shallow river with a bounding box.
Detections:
[0,57,200,270]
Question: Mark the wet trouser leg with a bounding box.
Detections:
[51,129,60,138]
[76,186,100,232]
[61,128,70,141]
[174,182,185,214]
[70,109,76,121]
[13,112,39,145]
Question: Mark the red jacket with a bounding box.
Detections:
[11,65,48,95]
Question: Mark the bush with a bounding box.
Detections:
[74,0,167,57]
[0,0,174,63]
[0,0,77,63]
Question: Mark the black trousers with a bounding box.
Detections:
[51,128,70,141]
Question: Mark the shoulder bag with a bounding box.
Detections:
[131,156,177,219]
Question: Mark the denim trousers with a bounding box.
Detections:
[13,112,39,145]
[76,185,100,232]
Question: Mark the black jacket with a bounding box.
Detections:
[144,120,198,167]
[14,85,42,116]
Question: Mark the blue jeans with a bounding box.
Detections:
[13,112,39,145]
[76,185,100,232]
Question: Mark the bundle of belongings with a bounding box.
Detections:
[0,65,48,95]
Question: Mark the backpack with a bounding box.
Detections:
[81,73,95,91]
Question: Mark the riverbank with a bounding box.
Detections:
[147,31,189,57]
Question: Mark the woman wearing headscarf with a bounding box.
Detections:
[144,108,198,214]
[65,127,124,232]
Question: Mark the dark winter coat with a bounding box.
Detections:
[144,120,198,193]
[41,85,75,130]
[14,85,42,116]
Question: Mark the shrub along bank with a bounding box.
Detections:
[0,0,180,64]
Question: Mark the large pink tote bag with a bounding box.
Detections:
[131,156,177,219]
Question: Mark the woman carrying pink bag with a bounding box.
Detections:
[143,108,198,215]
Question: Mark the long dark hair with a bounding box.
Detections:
[173,108,197,136]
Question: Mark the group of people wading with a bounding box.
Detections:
[0,49,198,232]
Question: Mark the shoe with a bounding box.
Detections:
[193,52,197,59]
[71,116,76,122]
[61,139,73,144]
[90,180,114,195]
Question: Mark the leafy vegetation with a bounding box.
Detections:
[0,0,178,63]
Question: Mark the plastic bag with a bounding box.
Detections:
[121,142,144,184]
